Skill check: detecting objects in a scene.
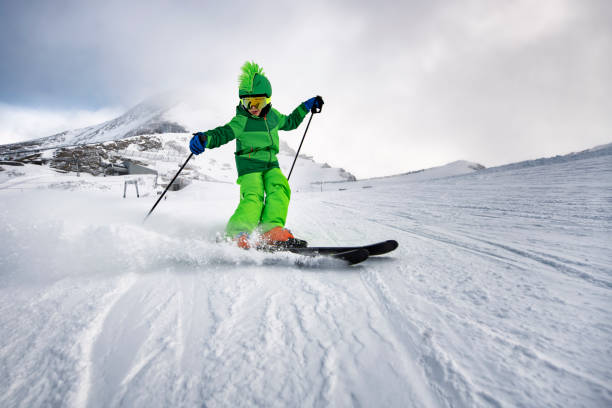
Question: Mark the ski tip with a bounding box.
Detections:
[334,248,369,265]
[363,240,399,256]
[386,240,399,250]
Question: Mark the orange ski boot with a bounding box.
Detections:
[234,233,251,249]
[259,227,307,249]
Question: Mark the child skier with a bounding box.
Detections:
[188,61,323,249]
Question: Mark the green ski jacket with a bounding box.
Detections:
[204,104,309,177]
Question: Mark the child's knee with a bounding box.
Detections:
[241,190,264,204]
[238,172,265,200]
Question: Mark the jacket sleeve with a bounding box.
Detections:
[205,115,245,149]
[277,104,309,131]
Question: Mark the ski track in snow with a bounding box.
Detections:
[0,154,611,407]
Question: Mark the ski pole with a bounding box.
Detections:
[143,152,193,222]
[288,97,323,181]
[287,112,314,181]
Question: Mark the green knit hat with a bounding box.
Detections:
[238,61,272,97]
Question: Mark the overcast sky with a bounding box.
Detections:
[1,0,610,178]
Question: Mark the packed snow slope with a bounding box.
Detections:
[0,147,611,407]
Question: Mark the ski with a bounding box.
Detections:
[255,240,397,266]
[274,247,369,265]
[326,248,370,265]
[256,241,369,265]
[287,240,398,257]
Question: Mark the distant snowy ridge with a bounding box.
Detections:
[479,142,612,174]
[349,142,612,185]
[0,93,186,153]
[351,159,486,185]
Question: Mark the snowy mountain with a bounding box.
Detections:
[1,139,611,407]
[0,93,186,154]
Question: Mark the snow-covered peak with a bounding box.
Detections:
[0,92,186,154]
[54,93,186,147]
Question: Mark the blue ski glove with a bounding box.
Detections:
[303,95,324,113]
[189,132,207,155]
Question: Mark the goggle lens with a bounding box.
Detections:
[241,96,270,110]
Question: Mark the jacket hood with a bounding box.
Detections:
[238,61,272,97]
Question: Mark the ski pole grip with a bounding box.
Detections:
[311,95,324,114]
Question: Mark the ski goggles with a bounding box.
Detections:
[241,95,270,110]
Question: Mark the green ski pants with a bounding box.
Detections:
[226,167,291,236]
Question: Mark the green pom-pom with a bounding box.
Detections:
[238,61,265,93]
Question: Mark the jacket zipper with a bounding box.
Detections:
[264,117,273,164]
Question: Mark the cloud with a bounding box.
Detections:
[1,0,611,177]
